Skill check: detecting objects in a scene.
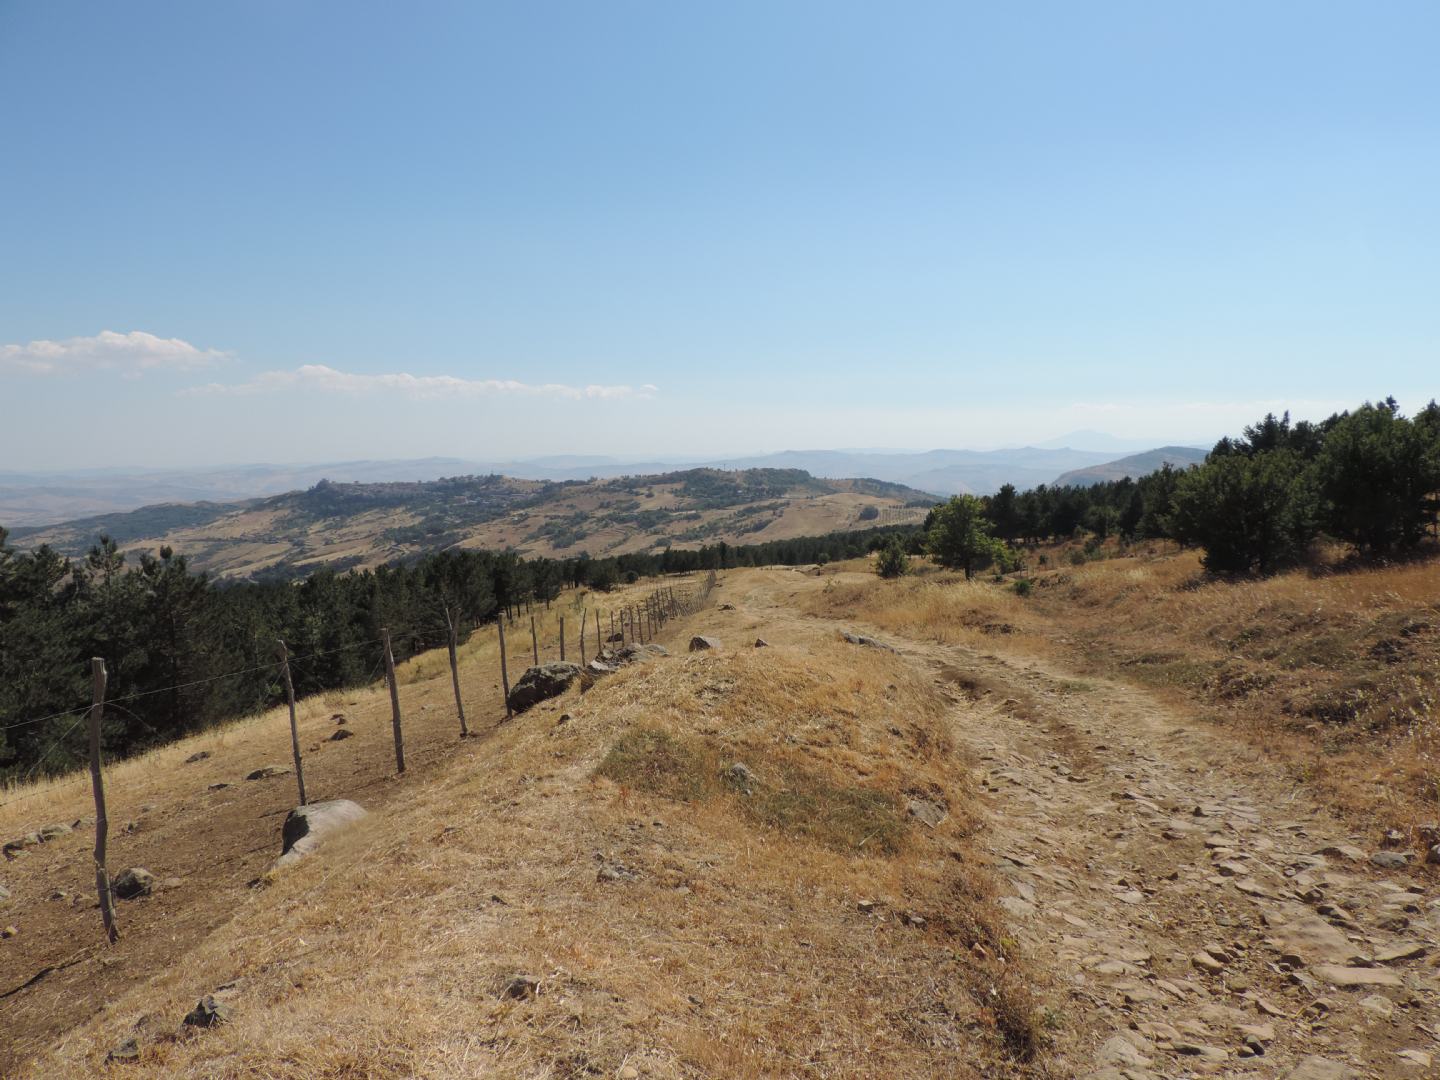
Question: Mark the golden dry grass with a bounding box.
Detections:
[6,576,1039,1078]
[806,546,1440,831]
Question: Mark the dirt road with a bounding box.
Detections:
[723,568,1439,1079]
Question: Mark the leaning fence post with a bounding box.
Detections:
[381,627,406,773]
[530,615,539,665]
[276,640,307,805]
[88,657,119,944]
[446,606,468,737]
[560,615,566,661]
[578,610,585,666]
[497,616,513,719]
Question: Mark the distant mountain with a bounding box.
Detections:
[0,443,1210,527]
[1053,446,1208,486]
[1034,430,1191,453]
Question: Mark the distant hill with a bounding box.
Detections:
[0,443,1198,525]
[1052,446,1207,486]
[13,468,937,580]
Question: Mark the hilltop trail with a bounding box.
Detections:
[720,568,1439,1079]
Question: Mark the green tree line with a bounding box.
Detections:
[0,524,917,783]
[915,397,1440,578]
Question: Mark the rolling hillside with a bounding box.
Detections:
[11,468,934,580]
[1051,445,1206,486]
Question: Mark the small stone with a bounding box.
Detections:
[111,867,155,900]
[1358,994,1394,1018]
[1370,851,1409,869]
[1,926,17,938]
[753,638,770,648]
[1094,1035,1150,1068]
[1375,942,1427,963]
[207,782,230,791]
[1397,1049,1433,1068]
[106,1037,141,1064]
[1426,844,1440,866]
[46,889,68,901]
[1312,964,1402,988]
[183,994,234,1028]
[39,822,71,840]
[502,974,540,1000]
[1192,951,1225,974]
[328,728,354,741]
[857,899,878,914]
[184,750,211,763]
[688,635,722,652]
[725,763,756,791]
[245,765,291,781]
[906,798,947,828]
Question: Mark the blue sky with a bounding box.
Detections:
[2,1,1437,468]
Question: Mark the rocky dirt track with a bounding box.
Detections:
[731,568,1439,1079]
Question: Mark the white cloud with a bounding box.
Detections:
[180,363,656,401]
[0,330,227,376]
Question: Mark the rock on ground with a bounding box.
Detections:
[507,662,583,713]
[274,799,368,870]
[688,635,722,652]
[245,765,291,781]
[843,631,896,652]
[111,867,155,900]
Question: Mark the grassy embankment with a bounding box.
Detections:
[4,575,1039,1079]
[808,541,1440,833]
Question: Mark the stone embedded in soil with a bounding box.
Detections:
[245,765,291,781]
[1369,851,1409,869]
[183,750,210,763]
[106,1037,141,1064]
[328,728,354,741]
[274,800,368,870]
[182,995,234,1028]
[753,638,770,647]
[842,631,895,651]
[506,662,583,713]
[1358,994,1394,1018]
[688,635,722,652]
[502,974,540,1000]
[1375,942,1427,963]
[111,867,155,900]
[1311,964,1403,988]
[906,798,947,828]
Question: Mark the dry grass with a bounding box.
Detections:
[806,546,1440,831]
[6,576,1041,1078]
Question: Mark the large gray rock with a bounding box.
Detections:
[507,662,583,713]
[183,995,234,1028]
[688,636,722,652]
[275,799,368,869]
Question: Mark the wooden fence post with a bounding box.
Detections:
[381,627,405,774]
[497,617,513,719]
[595,609,602,656]
[276,640,308,805]
[530,615,539,665]
[609,610,615,645]
[88,657,118,944]
[446,606,468,737]
[578,610,585,666]
[560,615,566,662]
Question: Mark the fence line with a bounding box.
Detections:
[2,570,724,947]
